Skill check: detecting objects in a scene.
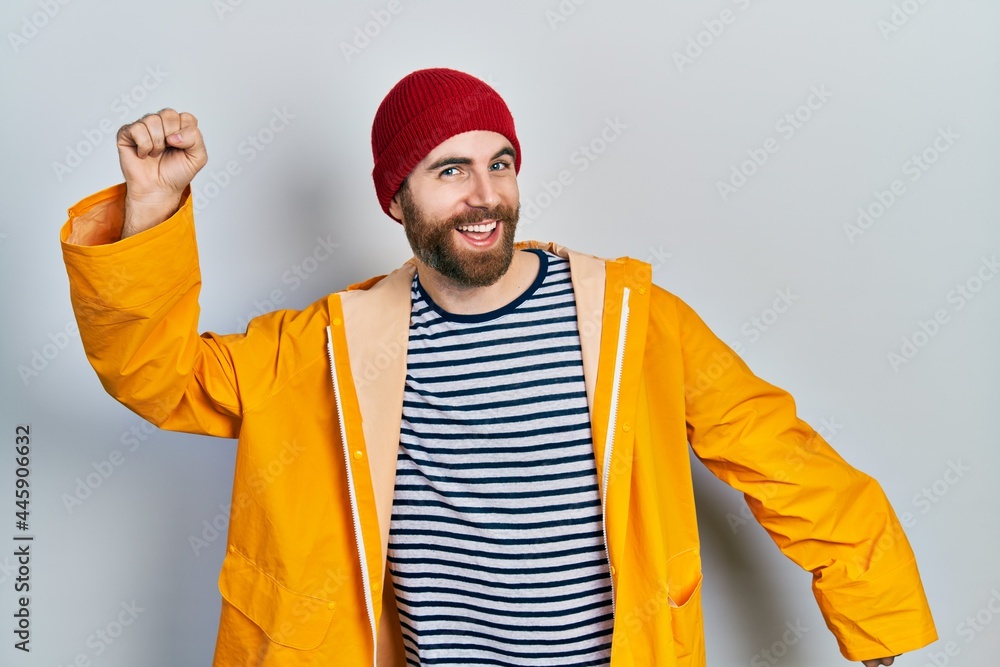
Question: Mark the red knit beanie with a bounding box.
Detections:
[371,68,521,222]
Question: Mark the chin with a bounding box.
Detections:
[445,246,513,288]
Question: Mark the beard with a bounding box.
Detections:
[398,184,520,288]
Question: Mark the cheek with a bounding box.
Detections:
[498,174,519,199]
[506,179,520,199]
[414,220,456,249]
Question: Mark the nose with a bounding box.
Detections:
[465,169,500,210]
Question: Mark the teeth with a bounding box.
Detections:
[457,221,497,233]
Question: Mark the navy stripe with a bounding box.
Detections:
[392,481,599,501]
[402,389,587,412]
[398,436,593,457]
[405,358,583,385]
[394,460,594,486]
[405,344,582,370]
[387,555,611,578]
[402,405,588,427]
[395,451,597,471]
[397,622,612,647]
[395,608,615,634]
[390,498,601,515]
[391,569,610,592]
[390,513,601,535]
[389,526,605,547]
[408,314,581,343]
[403,373,585,399]
[406,329,582,357]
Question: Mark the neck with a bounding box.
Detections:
[416,249,540,316]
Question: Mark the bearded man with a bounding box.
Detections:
[60,68,936,666]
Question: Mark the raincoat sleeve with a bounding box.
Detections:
[59,183,285,438]
[670,291,937,661]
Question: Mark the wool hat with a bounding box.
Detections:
[371,68,521,222]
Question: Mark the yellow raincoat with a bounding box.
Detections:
[60,183,937,666]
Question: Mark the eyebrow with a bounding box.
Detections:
[424,146,516,172]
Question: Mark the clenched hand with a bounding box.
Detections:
[116,108,207,238]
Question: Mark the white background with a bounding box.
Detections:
[1,1,998,665]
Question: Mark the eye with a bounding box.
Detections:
[490,160,512,171]
[439,167,460,177]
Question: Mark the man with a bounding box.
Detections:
[60,68,936,666]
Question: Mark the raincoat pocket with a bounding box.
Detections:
[218,548,337,651]
[667,549,705,664]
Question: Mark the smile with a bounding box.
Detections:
[456,220,497,233]
[454,220,500,248]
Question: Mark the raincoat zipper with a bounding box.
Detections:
[327,326,378,666]
[601,286,630,613]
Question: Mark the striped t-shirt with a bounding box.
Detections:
[387,249,614,666]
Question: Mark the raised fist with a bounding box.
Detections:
[116,108,207,237]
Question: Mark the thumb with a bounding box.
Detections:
[164,125,208,172]
[167,128,202,152]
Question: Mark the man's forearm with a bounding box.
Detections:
[122,193,182,239]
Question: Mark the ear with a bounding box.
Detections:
[388,192,403,222]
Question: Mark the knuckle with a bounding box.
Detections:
[159,108,180,122]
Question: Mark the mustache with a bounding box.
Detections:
[449,202,520,227]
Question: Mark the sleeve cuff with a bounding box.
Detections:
[60,183,199,308]
[816,555,938,660]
